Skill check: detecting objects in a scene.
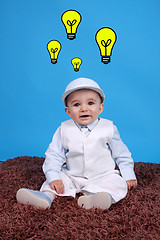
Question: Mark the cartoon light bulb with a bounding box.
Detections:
[71,58,82,71]
[95,27,117,64]
[47,40,61,64]
[61,10,82,40]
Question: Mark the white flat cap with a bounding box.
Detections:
[62,77,105,105]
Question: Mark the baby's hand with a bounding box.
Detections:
[49,180,65,194]
[126,179,138,190]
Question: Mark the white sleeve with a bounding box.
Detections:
[42,126,66,183]
[108,125,137,181]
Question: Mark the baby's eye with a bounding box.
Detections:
[88,101,94,105]
[74,103,80,107]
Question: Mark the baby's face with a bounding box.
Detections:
[65,89,104,125]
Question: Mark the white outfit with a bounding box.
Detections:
[41,118,136,202]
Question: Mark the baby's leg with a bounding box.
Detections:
[16,171,79,209]
[77,171,127,210]
[16,188,55,209]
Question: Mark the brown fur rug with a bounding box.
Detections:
[0,156,159,240]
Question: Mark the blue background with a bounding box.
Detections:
[0,0,160,163]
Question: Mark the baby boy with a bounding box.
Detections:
[16,77,137,210]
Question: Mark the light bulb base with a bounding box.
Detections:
[67,33,76,40]
[51,59,57,64]
[101,56,110,64]
[74,68,79,72]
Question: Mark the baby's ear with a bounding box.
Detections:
[65,107,70,116]
[100,103,104,113]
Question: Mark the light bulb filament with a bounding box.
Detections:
[51,48,58,59]
[101,39,112,56]
[74,62,79,68]
[67,19,77,33]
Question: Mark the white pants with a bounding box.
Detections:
[40,170,128,203]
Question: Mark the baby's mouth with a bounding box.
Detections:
[80,115,90,118]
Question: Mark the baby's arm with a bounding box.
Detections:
[126,179,138,190]
[49,180,65,194]
[43,126,66,193]
[108,125,137,189]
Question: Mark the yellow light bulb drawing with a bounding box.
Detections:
[71,58,82,71]
[61,10,82,40]
[95,27,117,64]
[47,40,61,64]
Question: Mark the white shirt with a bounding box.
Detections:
[43,118,136,183]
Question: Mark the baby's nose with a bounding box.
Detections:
[81,105,88,111]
